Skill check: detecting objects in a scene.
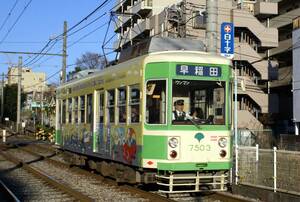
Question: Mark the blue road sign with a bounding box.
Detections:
[221,22,234,59]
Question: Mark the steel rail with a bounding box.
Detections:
[210,192,256,202]
[0,179,21,202]
[15,144,176,202]
[1,133,254,202]
[0,150,93,202]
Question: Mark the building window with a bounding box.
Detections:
[130,85,140,123]
[146,80,166,124]
[192,10,206,29]
[118,88,126,123]
[80,95,85,123]
[107,90,115,123]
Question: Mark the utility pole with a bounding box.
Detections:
[40,85,44,126]
[61,21,67,83]
[1,72,4,121]
[17,56,22,133]
[206,0,217,53]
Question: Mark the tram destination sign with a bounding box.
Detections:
[176,64,222,77]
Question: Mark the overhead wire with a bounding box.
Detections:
[0,0,33,47]
[32,20,110,70]
[0,0,20,34]
[23,0,114,67]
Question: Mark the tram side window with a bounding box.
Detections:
[68,98,72,123]
[57,100,61,124]
[98,93,104,123]
[73,97,78,123]
[87,94,93,124]
[80,95,85,123]
[118,88,126,123]
[107,90,115,123]
[130,85,140,123]
[146,80,166,124]
[62,100,66,124]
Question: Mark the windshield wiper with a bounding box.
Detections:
[187,117,201,129]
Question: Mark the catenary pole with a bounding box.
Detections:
[17,56,22,133]
[1,72,4,120]
[61,21,67,83]
[206,0,217,53]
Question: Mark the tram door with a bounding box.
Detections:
[94,90,105,153]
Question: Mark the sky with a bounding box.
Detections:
[0,0,116,84]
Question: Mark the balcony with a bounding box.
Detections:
[132,0,153,17]
[237,76,269,113]
[114,12,133,33]
[238,110,263,130]
[131,18,151,39]
[234,42,269,80]
[269,38,292,56]
[233,9,278,47]
[254,1,278,16]
[269,7,300,29]
[114,0,131,13]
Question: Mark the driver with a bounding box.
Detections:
[172,100,187,121]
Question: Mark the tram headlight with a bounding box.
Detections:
[168,137,179,148]
[218,137,227,148]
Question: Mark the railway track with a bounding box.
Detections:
[0,179,20,202]
[0,150,92,201]
[0,133,255,202]
[0,142,174,202]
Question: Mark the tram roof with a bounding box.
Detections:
[58,51,231,89]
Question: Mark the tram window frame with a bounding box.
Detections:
[67,98,72,123]
[87,94,93,124]
[172,79,226,125]
[129,84,140,124]
[118,87,127,124]
[145,79,167,125]
[57,100,61,124]
[62,99,66,124]
[107,89,115,124]
[73,97,79,123]
[80,95,85,123]
[97,92,104,123]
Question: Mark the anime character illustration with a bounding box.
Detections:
[123,128,137,164]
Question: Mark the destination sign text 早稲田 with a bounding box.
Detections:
[176,65,222,77]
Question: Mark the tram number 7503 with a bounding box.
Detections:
[188,144,211,152]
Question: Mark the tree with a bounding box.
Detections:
[75,52,106,70]
[3,84,27,121]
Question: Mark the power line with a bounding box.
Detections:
[0,0,19,34]
[0,0,33,46]
[31,21,109,69]
[23,0,113,67]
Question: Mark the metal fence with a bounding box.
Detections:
[235,145,300,195]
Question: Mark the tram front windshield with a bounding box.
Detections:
[172,79,225,125]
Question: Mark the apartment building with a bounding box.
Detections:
[7,67,47,110]
[7,67,46,93]
[268,0,300,134]
[114,0,285,133]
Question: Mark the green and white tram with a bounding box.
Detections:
[55,50,232,193]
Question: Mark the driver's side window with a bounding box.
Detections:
[146,80,166,124]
